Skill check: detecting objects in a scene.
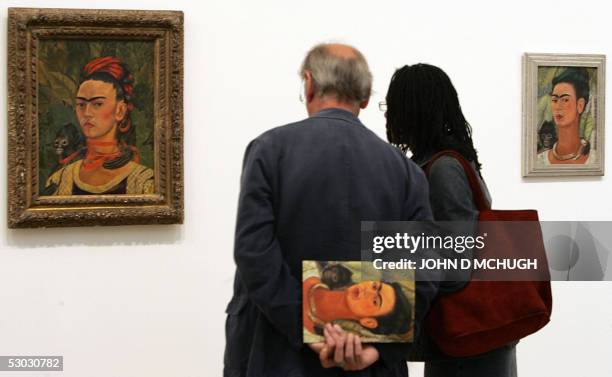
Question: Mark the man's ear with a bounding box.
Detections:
[577,98,586,115]
[115,100,128,122]
[304,71,315,103]
[359,97,369,110]
[359,317,378,329]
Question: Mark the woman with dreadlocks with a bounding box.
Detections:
[384,64,516,376]
[45,56,154,195]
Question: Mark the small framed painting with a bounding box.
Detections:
[522,53,605,177]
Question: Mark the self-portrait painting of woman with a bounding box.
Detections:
[523,53,605,177]
[38,41,156,196]
[536,66,598,167]
[8,8,183,228]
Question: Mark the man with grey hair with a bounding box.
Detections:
[224,43,432,377]
[299,43,372,112]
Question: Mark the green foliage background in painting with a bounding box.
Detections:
[37,39,155,194]
[537,66,597,150]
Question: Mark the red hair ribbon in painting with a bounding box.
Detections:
[82,57,134,104]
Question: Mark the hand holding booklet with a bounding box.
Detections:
[302,261,415,343]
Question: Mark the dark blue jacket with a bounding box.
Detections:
[225,108,435,377]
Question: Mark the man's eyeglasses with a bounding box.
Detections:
[378,101,387,112]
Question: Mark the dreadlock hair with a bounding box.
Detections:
[385,63,482,172]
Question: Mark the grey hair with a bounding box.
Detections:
[299,43,372,103]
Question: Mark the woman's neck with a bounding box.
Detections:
[556,122,582,155]
[87,139,119,154]
[311,288,357,322]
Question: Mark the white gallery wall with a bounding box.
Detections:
[1,0,612,376]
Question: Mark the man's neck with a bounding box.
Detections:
[307,97,361,117]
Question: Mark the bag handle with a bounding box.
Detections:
[424,150,490,211]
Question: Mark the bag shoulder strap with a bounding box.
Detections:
[424,150,490,211]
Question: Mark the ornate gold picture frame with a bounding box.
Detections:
[8,8,184,228]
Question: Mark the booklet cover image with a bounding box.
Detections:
[302,261,415,343]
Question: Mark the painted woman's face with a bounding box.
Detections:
[551,82,585,129]
[75,80,127,140]
[345,281,396,318]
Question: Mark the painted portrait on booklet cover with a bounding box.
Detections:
[303,261,415,343]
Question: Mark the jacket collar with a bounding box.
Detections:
[310,107,364,127]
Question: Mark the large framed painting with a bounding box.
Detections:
[8,8,183,228]
[522,53,605,177]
